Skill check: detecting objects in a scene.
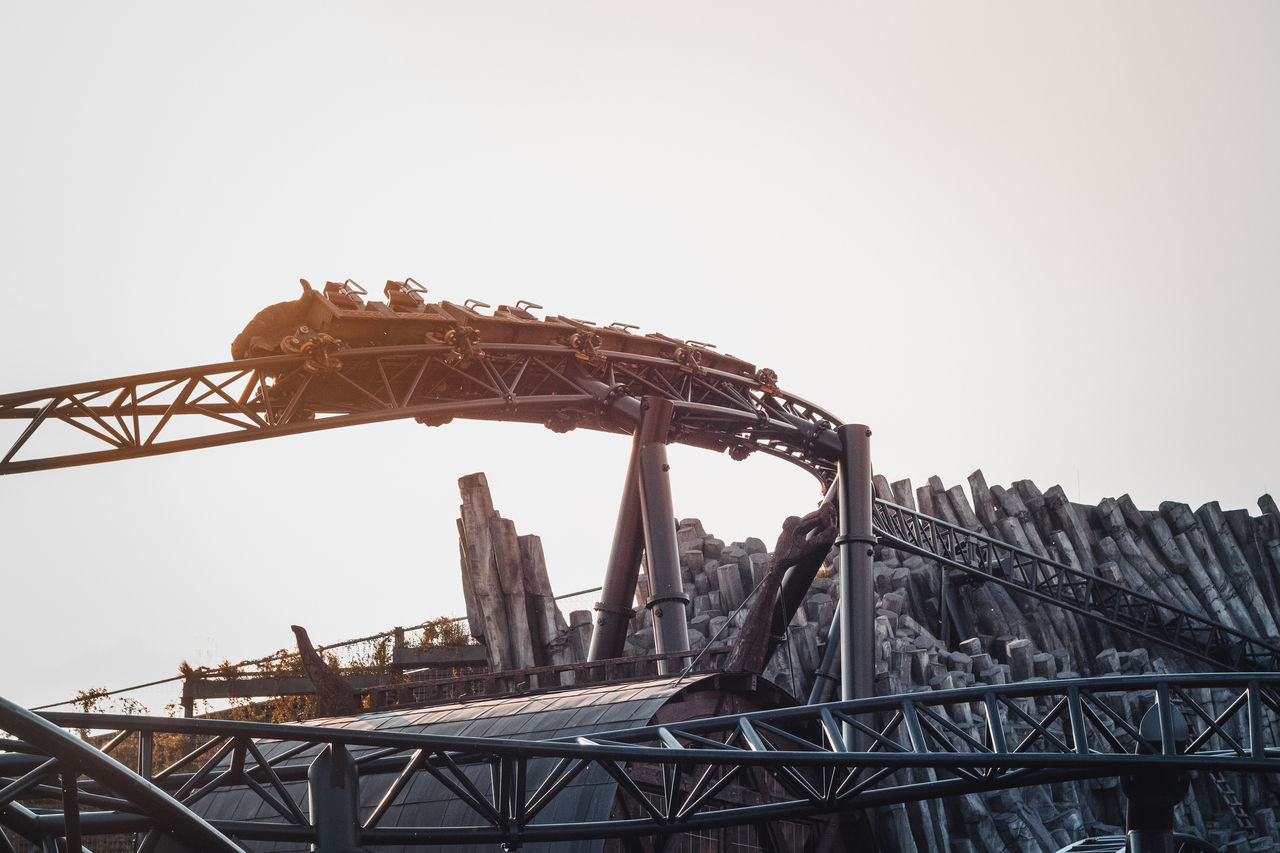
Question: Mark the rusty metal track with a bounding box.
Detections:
[3,294,1278,849]
[0,343,840,480]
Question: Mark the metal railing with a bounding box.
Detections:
[3,672,1278,849]
[873,498,1280,672]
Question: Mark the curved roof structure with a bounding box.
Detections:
[190,673,795,853]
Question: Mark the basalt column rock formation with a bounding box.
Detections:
[612,473,1280,852]
[457,473,574,673]
[453,469,1280,850]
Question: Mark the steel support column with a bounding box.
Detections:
[808,602,840,704]
[579,369,645,662]
[837,425,874,714]
[308,744,361,853]
[1123,704,1191,853]
[587,425,648,662]
[636,397,690,674]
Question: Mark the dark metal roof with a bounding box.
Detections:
[189,673,791,853]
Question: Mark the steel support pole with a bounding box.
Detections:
[587,428,648,662]
[836,425,874,720]
[308,744,362,853]
[588,395,685,664]
[808,602,840,704]
[635,398,690,674]
[1123,704,1190,853]
[60,765,81,853]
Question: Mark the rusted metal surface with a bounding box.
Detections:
[231,279,765,379]
[0,334,840,481]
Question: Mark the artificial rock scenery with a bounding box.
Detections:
[456,473,578,673]
[456,472,1280,852]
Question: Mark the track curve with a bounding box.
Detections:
[2,292,1279,848]
[0,339,842,480]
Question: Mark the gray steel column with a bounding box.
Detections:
[588,395,683,663]
[636,397,690,674]
[308,744,362,853]
[806,477,847,706]
[837,425,875,712]
[587,429,647,662]
[1123,704,1190,853]
[808,603,840,704]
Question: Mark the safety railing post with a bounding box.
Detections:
[308,744,362,853]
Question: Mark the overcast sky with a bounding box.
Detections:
[2,3,1278,710]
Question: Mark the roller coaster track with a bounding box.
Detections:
[4,343,1270,677]
[2,673,1279,849]
[0,342,840,478]
[2,330,1278,674]
[3,300,1279,848]
[872,500,1280,673]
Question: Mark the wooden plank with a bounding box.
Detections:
[391,645,490,668]
[182,673,384,701]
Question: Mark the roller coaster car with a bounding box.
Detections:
[230,279,762,379]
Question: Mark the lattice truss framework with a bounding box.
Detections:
[5,342,1278,682]
[5,320,1280,851]
[2,673,1280,850]
[873,499,1280,673]
[0,344,840,478]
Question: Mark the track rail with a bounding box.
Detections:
[0,343,840,480]
[2,673,1278,848]
[6,342,1271,683]
[872,499,1280,673]
[6,315,1272,683]
[4,298,1279,848]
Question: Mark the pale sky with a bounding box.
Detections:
[2,3,1278,710]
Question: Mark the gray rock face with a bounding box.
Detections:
[673,479,1279,847]
[459,469,1280,851]
[457,473,573,672]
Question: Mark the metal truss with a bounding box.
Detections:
[1058,836,1218,853]
[6,305,1280,851]
[6,329,1268,679]
[3,673,1279,849]
[0,343,840,480]
[872,499,1280,673]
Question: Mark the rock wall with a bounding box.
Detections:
[456,468,1280,849]
[611,471,1280,851]
[457,473,574,672]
